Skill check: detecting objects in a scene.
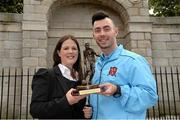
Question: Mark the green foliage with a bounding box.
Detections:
[0,0,23,13]
[148,0,180,16]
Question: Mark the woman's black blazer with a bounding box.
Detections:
[30,66,86,119]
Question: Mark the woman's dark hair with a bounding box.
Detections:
[53,35,83,82]
[92,10,110,25]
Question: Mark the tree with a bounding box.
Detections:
[148,0,180,16]
[0,0,23,13]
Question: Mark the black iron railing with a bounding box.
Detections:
[0,68,36,119]
[147,66,180,119]
[0,67,180,119]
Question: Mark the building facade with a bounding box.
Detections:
[0,0,179,68]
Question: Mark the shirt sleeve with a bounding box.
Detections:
[119,56,158,113]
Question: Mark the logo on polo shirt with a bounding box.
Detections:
[108,67,117,76]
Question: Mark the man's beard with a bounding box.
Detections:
[97,42,111,49]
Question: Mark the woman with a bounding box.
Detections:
[30,35,91,119]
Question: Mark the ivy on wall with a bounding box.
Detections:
[0,0,23,13]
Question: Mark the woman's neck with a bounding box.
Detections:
[63,64,73,71]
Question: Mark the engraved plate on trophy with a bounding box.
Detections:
[72,70,101,96]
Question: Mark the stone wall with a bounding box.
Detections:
[0,13,22,67]
[0,17,180,68]
[151,17,180,66]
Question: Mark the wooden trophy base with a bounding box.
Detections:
[72,84,102,96]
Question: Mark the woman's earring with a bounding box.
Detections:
[57,50,61,57]
[57,50,61,58]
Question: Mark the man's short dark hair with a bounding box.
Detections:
[92,11,110,25]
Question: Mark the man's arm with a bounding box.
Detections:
[119,57,158,112]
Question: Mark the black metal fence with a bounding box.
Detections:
[0,67,180,119]
[147,66,180,120]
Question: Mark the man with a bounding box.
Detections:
[83,42,99,81]
[89,11,158,119]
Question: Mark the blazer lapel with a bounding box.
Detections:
[53,66,69,94]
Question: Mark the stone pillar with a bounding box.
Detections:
[126,0,153,64]
[22,0,49,68]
